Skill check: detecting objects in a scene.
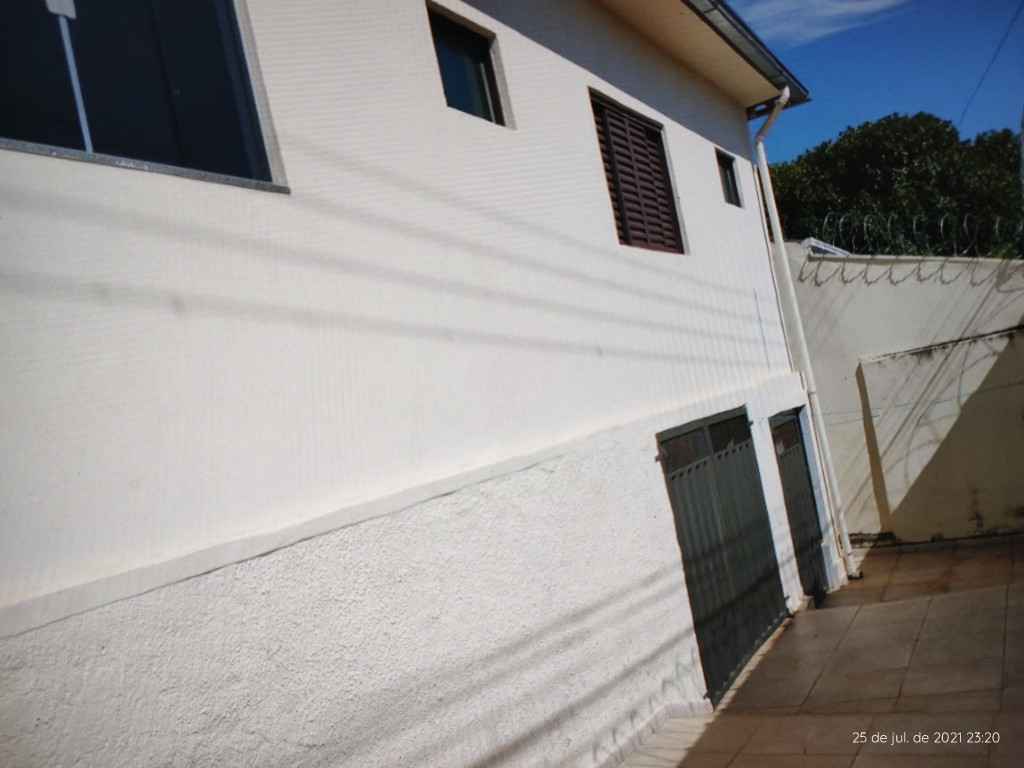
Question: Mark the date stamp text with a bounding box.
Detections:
[853,731,1001,746]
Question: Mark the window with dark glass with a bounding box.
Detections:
[717,150,741,207]
[591,94,683,253]
[0,0,271,182]
[428,9,504,125]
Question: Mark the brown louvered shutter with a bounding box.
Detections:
[592,95,683,253]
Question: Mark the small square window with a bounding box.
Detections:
[591,94,683,253]
[428,9,504,125]
[717,150,741,207]
[0,0,271,182]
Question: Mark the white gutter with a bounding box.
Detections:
[754,88,861,580]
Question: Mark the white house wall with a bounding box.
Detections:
[0,0,820,764]
[0,0,791,616]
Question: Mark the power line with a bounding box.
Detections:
[957,0,1024,130]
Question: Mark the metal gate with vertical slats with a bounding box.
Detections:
[658,409,787,705]
[770,411,829,602]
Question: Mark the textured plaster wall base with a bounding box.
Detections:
[0,415,702,768]
[0,377,814,768]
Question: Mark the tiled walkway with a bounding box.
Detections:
[619,535,1024,768]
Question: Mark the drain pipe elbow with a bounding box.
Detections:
[754,86,790,144]
[754,90,862,581]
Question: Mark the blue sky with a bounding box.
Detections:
[731,0,1024,162]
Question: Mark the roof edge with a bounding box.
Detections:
[678,0,810,118]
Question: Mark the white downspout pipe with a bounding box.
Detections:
[754,89,861,580]
[46,0,92,153]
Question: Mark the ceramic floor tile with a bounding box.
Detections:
[990,711,1024,762]
[840,562,889,579]
[615,540,1019,768]
[901,657,1003,697]
[851,597,930,628]
[1004,645,1024,677]
[886,567,951,586]
[920,609,1005,639]
[728,755,854,768]
[894,689,1001,713]
[909,628,1004,666]
[1006,611,1024,634]
[836,619,922,651]
[954,541,1012,558]
[676,752,735,768]
[1000,683,1024,711]
[927,586,1007,616]
[955,553,1013,573]
[882,583,944,602]
[822,588,887,608]
[895,546,954,562]
[768,632,845,660]
[851,755,986,768]
[637,744,693,762]
[823,643,914,673]
[732,706,805,715]
[749,643,833,668]
[742,658,830,693]
[741,714,872,755]
[991,709,1024,736]
[800,698,896,715]
[804,667,906,706]
[948,575,1012,592]
[951,561,1013,579]
[725,663,824,710]
[894,553,955,569]
[686,714,765,753]
[726,681,817,711]
[841,570,892,586]
[1007,582,1024,603]
[786,607,859,635]
[849,569,896,588]
[1003,663,1024,690]
[619,752,678,768]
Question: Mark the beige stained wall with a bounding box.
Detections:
[790,243,1024,542]
[1,0,789,619]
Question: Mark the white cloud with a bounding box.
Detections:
[730,0,915,46]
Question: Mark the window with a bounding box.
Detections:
[717,150,741,207]
[428,8,504,125]
[591,94,683,253]
[0,0,271,182]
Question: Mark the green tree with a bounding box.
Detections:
[771,113,1022,256]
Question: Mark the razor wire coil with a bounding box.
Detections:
[815,213,1023,258]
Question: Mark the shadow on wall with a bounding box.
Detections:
[856,325,1024,542]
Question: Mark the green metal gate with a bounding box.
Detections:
[770,411,829,602]
[658,409,787,705]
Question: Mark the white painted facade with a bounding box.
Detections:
[790,243,1024,542]
[1,2,836,765]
